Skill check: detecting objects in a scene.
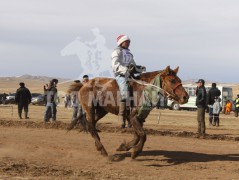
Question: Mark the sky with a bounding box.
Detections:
[0,0,239,83]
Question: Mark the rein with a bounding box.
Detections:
[129,76,168,96]
[129,75,180,99]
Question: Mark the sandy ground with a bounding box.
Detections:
[0,105,239,179]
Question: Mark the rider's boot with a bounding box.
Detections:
[125,108,132,128]
[119,101,126,128]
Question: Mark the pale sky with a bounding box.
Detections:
[0,0,239,82]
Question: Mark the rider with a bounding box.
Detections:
[112,35,146,128]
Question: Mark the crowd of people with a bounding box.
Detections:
[13,75,89,123]
[195,79,239,138]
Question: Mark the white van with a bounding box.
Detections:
[167,85,233,111]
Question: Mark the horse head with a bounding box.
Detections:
[160,66,189,104]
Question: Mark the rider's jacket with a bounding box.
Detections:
[111,46,136,77]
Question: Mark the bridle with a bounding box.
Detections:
[129,73,182,101]
[161,75,183,100]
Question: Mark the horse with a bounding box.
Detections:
[68,66,189,159]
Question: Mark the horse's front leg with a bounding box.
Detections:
[117,131,140,151]
[131,116,147,159]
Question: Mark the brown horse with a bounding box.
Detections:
[68,66,189,159]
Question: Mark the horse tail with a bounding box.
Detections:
[67,82,83,94]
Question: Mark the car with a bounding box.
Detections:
[31,93,42,99]
[31,94,45,106]
[167,85,233,111]
[5,93,16,104]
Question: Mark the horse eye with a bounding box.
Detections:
[170,79,176,84]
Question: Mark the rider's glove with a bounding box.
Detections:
[135,65,146,73]
[128,63,136,74]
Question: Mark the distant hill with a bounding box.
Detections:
[0,75,72,94]
[17,74,69,83]
[182,79,238,87]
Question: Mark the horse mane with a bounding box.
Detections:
[138,70,164,82]
[138,66,178,82]
[67,82,83,94]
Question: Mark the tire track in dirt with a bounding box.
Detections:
[0,119,239,142]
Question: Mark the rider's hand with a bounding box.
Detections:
[128,63,135,73]
[140,66,146,72]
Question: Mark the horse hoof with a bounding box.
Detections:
[101,150,108,157]
[131,150,142,159]
[116,143,129,151]
[108,154,125,162]
[131,151,139,159]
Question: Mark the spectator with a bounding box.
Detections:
[82,75,89,84]
[224,100,232,115]
[15,82,31,119]
[207,83,221,126]
[213,96,221,126]
[64,94,71,108]
[234,94,239,117]
[195,79,207,138]
[44,79,58,122]
[71,80,82,121]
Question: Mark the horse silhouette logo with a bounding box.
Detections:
[61,28,113,79]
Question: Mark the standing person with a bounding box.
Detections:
[44,79,58,122]
[15,82,32,119]
[82,75,89,83]
[195,79,207,137]
[207,83,221,126]
[112,35,146,128]
[76,75,90,122]
[213,96,221,127]
[64,94,70,108]
[224,100,232,115]
[234,94,239,117]
[71,80,82,121]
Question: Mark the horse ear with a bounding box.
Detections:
[173,66,179,74]
[164,66,170,74]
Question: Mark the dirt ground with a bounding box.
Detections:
[0,105,239,179]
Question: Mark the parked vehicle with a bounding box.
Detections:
[31,93,42,99]
[31,94,45,106]
[5,93,16,104]
[167,85,233,111]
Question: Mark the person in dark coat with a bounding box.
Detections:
[207,83,221,125]
[15,82,32,119]
[195,79,207,138]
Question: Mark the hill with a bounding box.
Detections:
[0,75,72,96]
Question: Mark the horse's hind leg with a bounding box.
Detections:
[95,107,108,122]
[131,116,147,159]
[86,105,108,156]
